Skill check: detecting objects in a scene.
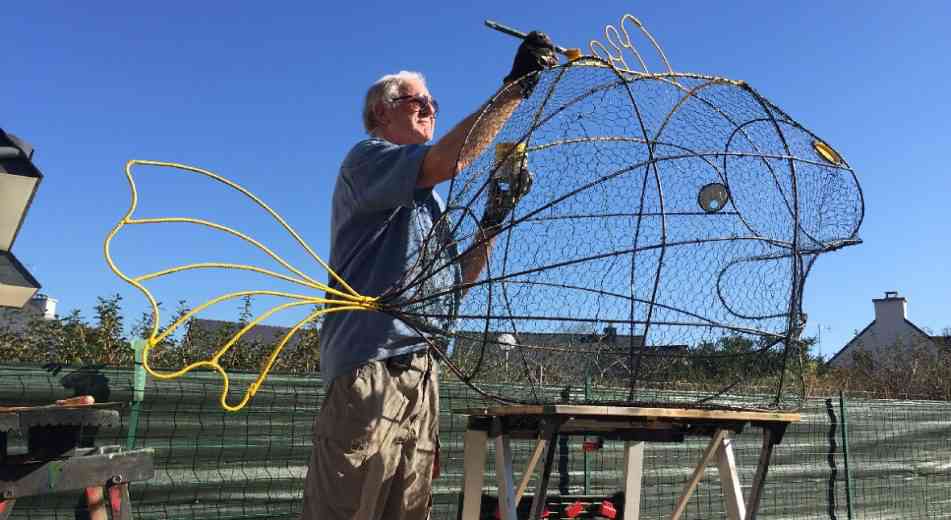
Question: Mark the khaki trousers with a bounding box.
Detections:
[301,351,439,520]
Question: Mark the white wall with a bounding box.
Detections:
[0,294,57,333]
[832,291,932,368]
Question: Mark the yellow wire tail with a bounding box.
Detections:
[105,159,382,412]
[220,304,368,412]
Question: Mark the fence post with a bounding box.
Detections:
[559,386,571,494]
[584,371,591,494]
[838,390,854,520]
[126,339,147,450]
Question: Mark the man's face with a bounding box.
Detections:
[377,78,436,145]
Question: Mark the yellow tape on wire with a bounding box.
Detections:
[104,160,380,412]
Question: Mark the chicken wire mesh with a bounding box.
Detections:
[383,56,863,411]
[98,15,864,414]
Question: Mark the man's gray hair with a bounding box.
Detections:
[363,71,427,136]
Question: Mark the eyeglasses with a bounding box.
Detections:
[391,94,439,116]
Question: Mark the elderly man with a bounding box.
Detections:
[300,32,557,520]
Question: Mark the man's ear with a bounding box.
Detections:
[373,102,390,128]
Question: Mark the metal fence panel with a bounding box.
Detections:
[2,364,950,519]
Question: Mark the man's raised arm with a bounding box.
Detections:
[417,31,558,189]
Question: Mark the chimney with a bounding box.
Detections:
[873,291,906,325]
[868,291,921,349]
[29,293,56,320]
[603,326,617,343]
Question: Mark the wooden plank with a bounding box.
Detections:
[495,430,518,520]
[529,420,560,520]
[457,417,685,442]
[746,427,777,520]
[623,442,644,520]
[514,438,547,503]
[558,419,677,433]
[460,429,488,520]
[454,405,800,424]
[671,429,728,520]
[716,437,746,520]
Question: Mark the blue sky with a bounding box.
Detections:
[5,1,950,359]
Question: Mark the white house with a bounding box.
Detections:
[827,291,948,368]
[0,293,57,334]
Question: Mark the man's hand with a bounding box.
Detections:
[503,31,558,98]
[481,163,534,233]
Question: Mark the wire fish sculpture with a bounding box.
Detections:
[401,14,864,410]
[105,14,863,412]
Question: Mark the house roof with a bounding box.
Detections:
[455,327,695,348]
[825,321,874,366]
[188,320,689,354]
[187,318,305,348]
[826,318,946,366]
[486,330,644,349]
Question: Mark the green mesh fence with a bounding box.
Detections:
[2,364,950,519]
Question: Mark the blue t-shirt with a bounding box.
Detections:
[320,138,460,385]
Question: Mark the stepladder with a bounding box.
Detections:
[455,404,798,520]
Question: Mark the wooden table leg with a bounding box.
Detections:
[746,426,778,520]
[716,436,746,520]
[461,429,489,520]
[672,429,728,520]
[623,441,644,520]
[515,438,547,505]
[495,422,518,520]
[528,420,560,520]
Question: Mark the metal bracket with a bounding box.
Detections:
[0,447,154,499]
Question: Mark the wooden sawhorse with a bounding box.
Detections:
[456,405,799,520]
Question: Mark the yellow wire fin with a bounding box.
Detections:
[589,14,674,75]
[104,160,382,412]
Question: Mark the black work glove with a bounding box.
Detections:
[480,163,534,233]
[503,31,558,98]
